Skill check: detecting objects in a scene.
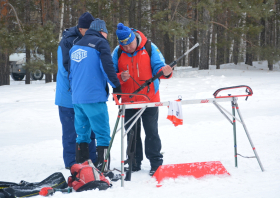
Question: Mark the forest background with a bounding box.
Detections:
[0,0,280,86]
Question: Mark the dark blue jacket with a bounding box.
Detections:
[55,26,82,108]
[69,29,120,104]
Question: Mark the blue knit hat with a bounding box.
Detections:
[90,18,108,34]
[78,12,95,29]
[116,23,135,46]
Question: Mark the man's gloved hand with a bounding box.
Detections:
[113,85,122,100]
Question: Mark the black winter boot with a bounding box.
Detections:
[94,146,110,172]
[76,143,89,163]
[149,166,159,176]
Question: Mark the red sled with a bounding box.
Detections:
[153,161,230,187]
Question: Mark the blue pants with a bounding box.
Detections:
[125,107,163,168]
[73,102,111,147]
[58,106,96,167]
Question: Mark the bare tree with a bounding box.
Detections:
[232,20,240,65]
[210,23,216,65]
[199,7,210,70]
[137,0,142,30]
[216,13,226,69]
[119,0,125,23]
[0,0,10,86]
[58,1,64,41]
[192,2,199,68]
[24,0,31,84]
[129,0,136,27]
[245,15,253,66]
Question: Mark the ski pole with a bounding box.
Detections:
[101,109,122,172]
[129,43,199,98]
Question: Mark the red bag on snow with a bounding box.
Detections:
[68,160,111,191]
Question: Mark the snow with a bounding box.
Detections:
[1,62,280,198]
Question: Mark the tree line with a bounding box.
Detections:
[0,0,279,86]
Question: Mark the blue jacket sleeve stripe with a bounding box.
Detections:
[150,43,166,94]
[60,39,72,72]
[98,60,114,88]
[57,46,68,77]
[111,46,120,73]
[150,43,166,76]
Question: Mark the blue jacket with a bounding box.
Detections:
[55,26,82,108]
[69,29,120,104]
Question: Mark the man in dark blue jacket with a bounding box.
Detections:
[55,12,97,169]
[69,18,121,171]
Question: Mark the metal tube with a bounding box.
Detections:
[213,101,233,124]
[123,106,147,137]
[101,109,122,172]
[121,105,126,186]
[115,108,144,133]
[235,101,265,172]
[231,100,238,167]
[124,97,233,109]
[213,101,242,124]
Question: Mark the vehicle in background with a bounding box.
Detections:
[9,47,44,81]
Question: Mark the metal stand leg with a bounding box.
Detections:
[234,100,265,172]
[119,106,147,187]
[101,109,122,172]
[121,105,126,187]
[214,98,264,172]
[231,100,238,168]
[123,106,147,137]
[125,120,137,181]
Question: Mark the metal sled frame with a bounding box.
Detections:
[107,86,264,187]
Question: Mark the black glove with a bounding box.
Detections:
[113,85,122,100]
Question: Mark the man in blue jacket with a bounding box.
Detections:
[55,12,97,169]
[69,18,121,171]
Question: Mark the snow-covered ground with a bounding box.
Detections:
[1,62,280,198]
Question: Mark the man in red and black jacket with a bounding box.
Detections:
[112,23,173,176]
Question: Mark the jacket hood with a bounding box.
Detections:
[63,26,82,39]
[134,29,147,51]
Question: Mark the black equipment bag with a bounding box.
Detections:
[0,172,67,198]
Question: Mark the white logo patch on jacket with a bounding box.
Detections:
[71,49,87,62]
[88,43,95,48]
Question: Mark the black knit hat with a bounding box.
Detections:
[78,12,95,29]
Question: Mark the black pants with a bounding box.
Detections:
[125,107,163,168]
